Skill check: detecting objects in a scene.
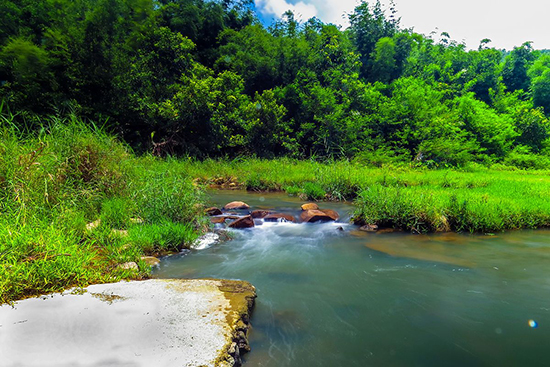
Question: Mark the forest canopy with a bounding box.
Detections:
[1,0,550,168]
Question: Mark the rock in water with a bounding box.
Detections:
[251,210,270,218]
[301,203,319,211]
[300,209,335,223]
[205,207,223,216]
[321,209,339,221]
[224,201,250,210]
[228,215,255,229]
[359,224,379,232]
[211,216,227,224]
[140,256,161,267]
[264,213,296,222]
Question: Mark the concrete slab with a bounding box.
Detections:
[0,279,255,367]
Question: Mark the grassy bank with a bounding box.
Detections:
[185,158,550,233]
[0,114,205,304]
[3,119,549,304]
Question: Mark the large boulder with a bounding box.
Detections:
[321,209,339,221]
[251,210,270,219]
[301,203,319,211]
[228,216,255,229]
[205,207,223,216]
[224,201,250,210]
[300,210,335,223]
[264,213,296,222]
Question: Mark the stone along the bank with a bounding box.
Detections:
[0,279,256,367]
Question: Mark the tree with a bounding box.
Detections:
[502,42,535,93]
[371,37,396,83]
[349,0,399,81]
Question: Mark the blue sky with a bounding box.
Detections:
[253,0,550,50]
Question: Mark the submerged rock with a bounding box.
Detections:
[224,201,250,210]
[228,215,255,229]
[301,203,319,211]
[300,209,336,223]
[264,213,296,222]
[205,207,223,216]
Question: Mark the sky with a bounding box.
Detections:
[253,0,550,50]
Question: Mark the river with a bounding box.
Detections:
[154,190,550,367]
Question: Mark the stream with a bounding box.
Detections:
[154,190,550,366]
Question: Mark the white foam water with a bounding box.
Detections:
[192,232,220,250]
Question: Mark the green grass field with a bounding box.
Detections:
[185,158,550,233]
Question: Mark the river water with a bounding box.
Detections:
[154,190,550,367]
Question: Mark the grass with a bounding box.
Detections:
[0,112,205,304]
[3,111,550,304]
[184,158,550,233]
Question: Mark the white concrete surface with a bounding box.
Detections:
[0,279,236,367]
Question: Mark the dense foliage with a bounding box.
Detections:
[1,0,550,167]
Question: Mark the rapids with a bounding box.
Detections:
[154,190,550,366]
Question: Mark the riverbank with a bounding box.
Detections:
[185,159,550,233]
[3,115,550,304]
[0,116,206,304]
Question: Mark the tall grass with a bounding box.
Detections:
[185,158,550,233]
[0,112,205,304]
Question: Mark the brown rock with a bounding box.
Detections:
[211,216,227,224]
[211,215,240,224]
[228,216,255,229]
[300,210,335,223]
[205,207,223,216]
[301,203,319,211]
[251,210,270,219]
[224,201,250,210]
[141,256,161,267]
[321,209,339,221]
[264,213,296,222]
[359,224,379,232]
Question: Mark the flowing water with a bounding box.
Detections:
[154,190,550,366]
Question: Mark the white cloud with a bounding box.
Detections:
[256,0,318,21]
[256,0,360,26]
[255,0,550,50]
[311,0,359,27]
